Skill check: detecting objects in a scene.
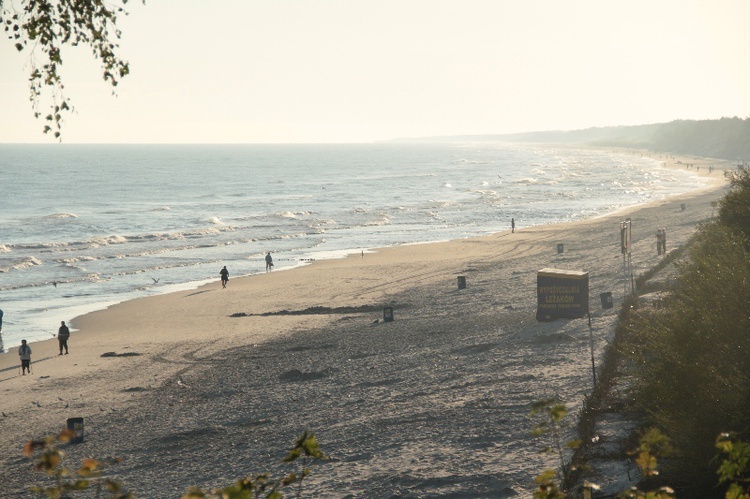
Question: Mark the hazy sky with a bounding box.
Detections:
[1,0,748,143]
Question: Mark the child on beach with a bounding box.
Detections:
[18,340,31,375]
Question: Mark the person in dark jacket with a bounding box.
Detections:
[58,320,70,355]
[220,266,229,288]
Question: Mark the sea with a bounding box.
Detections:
[0,142,707,352]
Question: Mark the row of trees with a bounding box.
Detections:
[498,118,750,162]
[617,167,750,497]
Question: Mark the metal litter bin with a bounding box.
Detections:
[66,417,84,444]
[457,276,466,289]
[557,243,564,254]
[600,292,613,310]
[383,307,394,322]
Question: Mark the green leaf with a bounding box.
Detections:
[566,439,582,449]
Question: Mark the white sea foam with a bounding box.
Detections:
[55,256,98,264]
[45,212,78,219]
[12,256,43,270]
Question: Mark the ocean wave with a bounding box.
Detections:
[55,256,98,264]
[0,245,11,253]
[14,235,127,251]
[276,211,311,219]
[14,241,69,250]
[184,227,225,236]
[207,217,225,225]
[44,212,79,219]
[429,200,459,208]
[455,158,489,165]
[127,227,226,242]
[470,189,498,197]
[89,235,128,247]
[364,215,391,226]
[0,256,43,272]
[514,177,540,185]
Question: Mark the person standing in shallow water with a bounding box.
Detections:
[18,340,31,375]
[511,218,515,233]
[58,320,70,355]
[220,266,229,288]
[265,252,273,272]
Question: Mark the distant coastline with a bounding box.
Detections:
[386,117,750,162]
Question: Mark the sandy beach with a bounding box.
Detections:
[0,154,732,497]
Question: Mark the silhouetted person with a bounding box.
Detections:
[511,218,515,233]
[265,252,273,272]
[58,320,70,355]
[220,266,229,288]
[19,340,31,375]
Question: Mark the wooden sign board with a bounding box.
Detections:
[536,268,589,321]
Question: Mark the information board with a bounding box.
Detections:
[536,268,589,321]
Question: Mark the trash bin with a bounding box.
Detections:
[457,276,466,289]
[680,203,686,211]
[66,417,84,444]
[557,243,564,254]
[383,307,394,322]
[600,292,613,310]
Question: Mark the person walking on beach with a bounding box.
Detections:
[220,266,229,288]
[265,252,274,272]
[511,218,515,233]
[57,320,70,355]
[0,307,3,333]
[18,340,31,375]
[661,227,667,255]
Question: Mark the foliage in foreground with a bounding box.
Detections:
[0,0,142,138]
[24,429,133,498]
[620,169,750,496]
[24,429,327,498]
[183,431,328,499]
[531,404,750,499]
[529,398,581,496]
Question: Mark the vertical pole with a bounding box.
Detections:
[587,313,596,388]
[623,253,627,298]
[629,252,635,294]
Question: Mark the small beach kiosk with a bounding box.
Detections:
[536,268,589,321]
